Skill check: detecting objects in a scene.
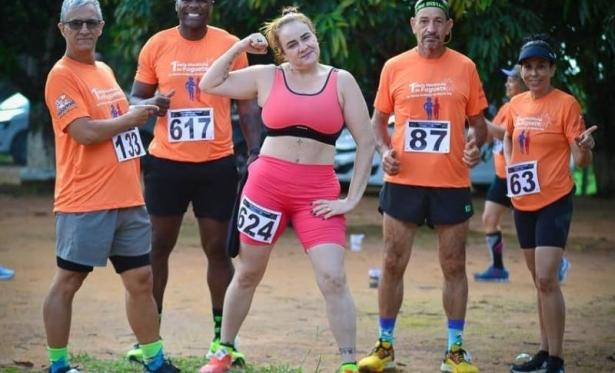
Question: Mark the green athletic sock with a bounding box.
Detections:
[48,346,69,373]
[213,308,223,340]
[141,339,164,371]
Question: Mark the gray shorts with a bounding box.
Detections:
[55,206,151,268]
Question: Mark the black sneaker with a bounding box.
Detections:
[143,360,181,373]
[510,350,548,373]
[545,356,565,373]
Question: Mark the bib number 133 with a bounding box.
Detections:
[237,196,282,244]
[113,127,145,162]
[506,161,540,197]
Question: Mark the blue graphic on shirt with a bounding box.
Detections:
[110,103,124,118]
[518,130,531,154]
[423,97,434,120]
[186,76,197,101]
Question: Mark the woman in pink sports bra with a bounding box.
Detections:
[198,6,375,373]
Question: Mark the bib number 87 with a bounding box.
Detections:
[408,129,448,151]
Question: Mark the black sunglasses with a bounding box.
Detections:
[63,19,101,31]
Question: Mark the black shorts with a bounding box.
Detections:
[143,154,238,220]
[486,176,512,208]
[513,187,574,249]
[379,182,474,227]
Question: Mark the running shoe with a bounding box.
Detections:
[144,360,181,373]
[200,347,233,373]
[558,258,571,283]
[0,265,15,280]
[474,266,509,282]
[440,343,479,373]
[48,367,80,373]
[358,339,395,373]
[509,351,548,373]
[205,338,245,367]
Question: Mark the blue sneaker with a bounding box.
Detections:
[558,258,571,283]
[474,266,509,282]
[0,265,15,280]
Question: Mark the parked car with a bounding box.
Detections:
[0,82,30,165]
[334,115,496,188]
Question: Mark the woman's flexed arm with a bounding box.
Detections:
[199,33,269,100]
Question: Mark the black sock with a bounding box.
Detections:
[547,355,564,368]
[486,231,504,269]
[534,350,549,362]
[213,308,223,340]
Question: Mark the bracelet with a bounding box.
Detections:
[249,148,260,156]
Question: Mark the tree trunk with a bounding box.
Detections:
[592,149,615,198]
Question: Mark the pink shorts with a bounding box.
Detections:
[239,155,346,250]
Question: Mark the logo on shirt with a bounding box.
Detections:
[518,130,531,154]
[407,79,455,99]
[185,76,201,102]
[54,94,77,118]
[110,103,123,118]
[423,97,442,120]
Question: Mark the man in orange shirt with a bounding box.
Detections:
[505,33,596,373]
[358,1,487,373]
[43,1,178,373]
[126,0,262,363]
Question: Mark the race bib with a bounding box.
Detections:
[506,160,540,197]
[237,196,282,244]
[112,127,145,162]
[404,120,451,153]
[167,108,214,142]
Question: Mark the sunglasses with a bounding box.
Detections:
[63,19,101,31]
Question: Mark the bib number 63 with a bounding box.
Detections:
[506,160,540,197]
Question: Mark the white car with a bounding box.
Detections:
[334,115,496,188]
[0,82,30,165]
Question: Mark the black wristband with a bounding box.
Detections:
[249,148,260,156]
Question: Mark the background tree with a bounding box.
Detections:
[1,0,613,196]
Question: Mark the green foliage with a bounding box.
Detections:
[1,0,614,192]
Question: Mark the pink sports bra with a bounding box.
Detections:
[261,67,344,146]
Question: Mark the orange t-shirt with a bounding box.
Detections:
[505,89,586,211]
[491,102,510,178]
[374,48,488,187]
[45,57,144,213]
[135,26,248,162]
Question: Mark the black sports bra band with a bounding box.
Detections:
[265,125,342,146]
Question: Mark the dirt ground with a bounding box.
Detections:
[0,183,614,373]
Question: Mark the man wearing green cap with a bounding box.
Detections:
[358,1,487,372]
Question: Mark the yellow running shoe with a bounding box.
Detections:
[440,344,479,373]
[358,339,395,373]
